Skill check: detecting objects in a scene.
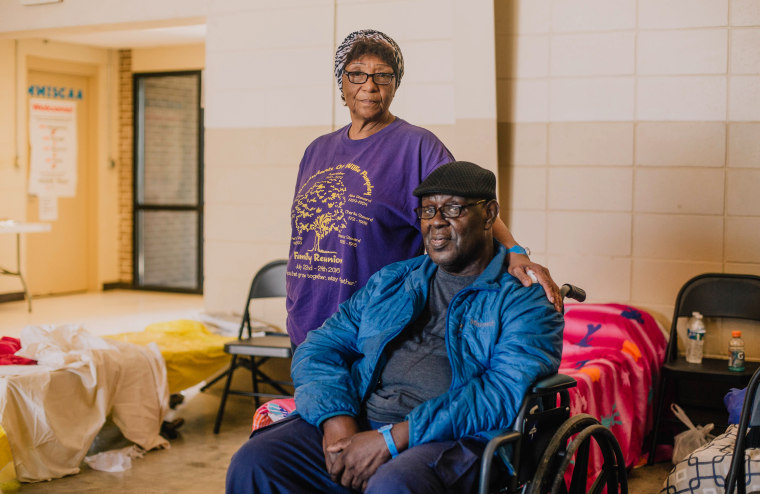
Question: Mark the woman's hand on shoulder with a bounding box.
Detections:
[508,255,563,312]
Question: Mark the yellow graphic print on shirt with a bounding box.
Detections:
[292,172,347,254]
[290,163,373,285]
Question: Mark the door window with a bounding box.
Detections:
[134,71,203,292]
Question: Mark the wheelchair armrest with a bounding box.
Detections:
[531,374,576,395]
[521,374,576,417]
[480,374,577,494]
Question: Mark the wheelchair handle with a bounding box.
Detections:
[560,284,586,302]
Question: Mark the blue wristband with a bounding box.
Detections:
[378,424,399,458]
[508,245,529,256]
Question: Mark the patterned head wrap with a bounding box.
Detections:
[334,29,404,92]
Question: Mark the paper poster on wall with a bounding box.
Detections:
[38,195,59,221]
[28,98,78,198]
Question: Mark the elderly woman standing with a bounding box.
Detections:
[286,29,558,347]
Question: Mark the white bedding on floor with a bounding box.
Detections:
[0,325,169,482]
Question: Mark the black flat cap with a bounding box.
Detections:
[413,161,496,200]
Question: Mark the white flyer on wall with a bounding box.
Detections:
[28,98,78,197]
[38,195,59,221]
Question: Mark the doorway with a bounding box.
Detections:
[133,71,203,293]
[26,61,96,296]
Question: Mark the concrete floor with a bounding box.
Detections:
[13,383,675,494]
[628,461,674,493]
[2,291,675,493]
[1,290,207,339]
[15,374,256,493]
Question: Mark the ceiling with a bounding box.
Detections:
[44,24,206,49]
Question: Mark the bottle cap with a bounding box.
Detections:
[732,330,742,338]
[692,311,703,319]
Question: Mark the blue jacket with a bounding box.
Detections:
[291,242,564,447]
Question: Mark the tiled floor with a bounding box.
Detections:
[1,290,674,493]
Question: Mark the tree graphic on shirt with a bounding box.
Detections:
[292,172,347,253]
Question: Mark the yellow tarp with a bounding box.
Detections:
[0,424,19,492]
[107,320,234,394]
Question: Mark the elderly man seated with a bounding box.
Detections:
[226,161,564,494]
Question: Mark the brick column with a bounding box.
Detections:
[118,49,133,284]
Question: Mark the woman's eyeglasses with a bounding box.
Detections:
[345,71,395,85]
[414,200,488,220]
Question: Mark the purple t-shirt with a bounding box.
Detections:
[286,118,454,345]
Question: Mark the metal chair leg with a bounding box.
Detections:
[201,367,231,391]
[251,357,261,409]
[648,374,669,465]
[214,355,239,434]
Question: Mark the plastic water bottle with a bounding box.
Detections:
[685,312,706,364]
[728,330,745,372]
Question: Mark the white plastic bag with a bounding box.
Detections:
[671,403,715,464]
[84,445,145,473]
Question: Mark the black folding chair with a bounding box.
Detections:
[211,260,293,434]
[649,273,760,464]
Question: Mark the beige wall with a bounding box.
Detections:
[0,40,23,294]
[496,0,760,321]
[0,0,207,34]
[0,38,205,297]
[132,44,204,73]
[0,0,207,297]
[0,0,501,320]
[0,39,120,294]
[3,0,757,331]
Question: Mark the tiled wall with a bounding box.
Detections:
[496,0,760,320]
[203,0,499,322]
[6,0,754,327]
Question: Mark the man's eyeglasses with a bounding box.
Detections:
[414,200,488,220]
[345,71,395,85]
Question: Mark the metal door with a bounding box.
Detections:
[133,71,203,292]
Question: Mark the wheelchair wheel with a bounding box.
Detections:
[526,414,598,494]
[549,424,627,494]
[526,414,627,494]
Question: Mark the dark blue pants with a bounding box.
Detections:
[226,416,487,494]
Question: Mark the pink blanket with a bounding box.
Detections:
[252,398,296,431]
[560,303,667,479]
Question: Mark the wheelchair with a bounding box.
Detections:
[478,284,628,494]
